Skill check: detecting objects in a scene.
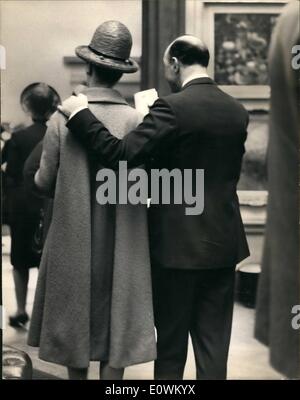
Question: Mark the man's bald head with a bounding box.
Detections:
[164,35,210,68]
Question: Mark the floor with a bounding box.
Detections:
[2,234,284,380]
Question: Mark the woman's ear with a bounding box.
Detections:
[86,62,93,76]
[21,100,30,115]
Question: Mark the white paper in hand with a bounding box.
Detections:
[134,88,158,116]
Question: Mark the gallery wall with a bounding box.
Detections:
[1,0,142,126]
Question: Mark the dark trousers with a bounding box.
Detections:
[152,266,236,380]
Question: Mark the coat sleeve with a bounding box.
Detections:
[23,141,45,198]
[35,115,60,196]
[66,98,178,169]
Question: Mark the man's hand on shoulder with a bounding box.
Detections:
[57,93,88,119]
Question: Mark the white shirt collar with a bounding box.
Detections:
[182,73,210,88]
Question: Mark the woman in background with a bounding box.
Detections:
[1,123,12,226]
[5,83,60,327]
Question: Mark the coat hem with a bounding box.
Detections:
[28,344,157,370]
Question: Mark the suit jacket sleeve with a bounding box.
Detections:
[66,98,178,169]
[35,115,60,196]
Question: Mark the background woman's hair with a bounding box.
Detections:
[20,82,61,122]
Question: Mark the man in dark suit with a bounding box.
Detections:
[59,35,250,380]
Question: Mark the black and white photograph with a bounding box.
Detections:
[1,0,299,384]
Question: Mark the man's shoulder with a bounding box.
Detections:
[165,84,247,116]
[157,90,191,119]
[155,85,248,128]
[160,91,185,106]
[217,88,249,121]
[160,86,205,111]
[150,93,182,115]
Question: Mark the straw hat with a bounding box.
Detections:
[75,21,139,73]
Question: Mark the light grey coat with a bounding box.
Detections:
[255,1,300,379]
[27,87,157,369]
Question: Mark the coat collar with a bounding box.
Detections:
[78,86,128,105]
[182,77,215,90]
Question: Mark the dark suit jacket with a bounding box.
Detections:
[67,78,250,270]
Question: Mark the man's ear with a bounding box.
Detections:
[171,57,180,74]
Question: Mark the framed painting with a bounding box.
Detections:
[186,0,288,105]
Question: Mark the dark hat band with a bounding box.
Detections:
[88,45,130,63]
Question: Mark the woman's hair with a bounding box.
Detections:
[20,83,61,122]
[92,64,123,86]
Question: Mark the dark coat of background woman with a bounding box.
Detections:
[5,82,60,328]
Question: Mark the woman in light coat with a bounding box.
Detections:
[28,21,156,380]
